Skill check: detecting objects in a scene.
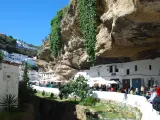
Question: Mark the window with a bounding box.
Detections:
[109,66,113,73]
[126,69,130,75]
[135,65,138,71]
[115,66,119,72]
[149,65,152,70]
[97,71,100,76]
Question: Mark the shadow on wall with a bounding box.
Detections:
[31,96,79,120]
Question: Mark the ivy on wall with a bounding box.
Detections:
[78,0,96,65]
[50,10,63,58]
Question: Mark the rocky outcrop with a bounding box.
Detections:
[37,0,160,81]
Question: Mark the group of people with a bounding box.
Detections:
[92,84,160,112]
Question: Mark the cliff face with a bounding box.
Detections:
[37,0,160,81]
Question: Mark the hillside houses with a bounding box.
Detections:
[16,40,38,50]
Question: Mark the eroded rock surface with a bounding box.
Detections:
[37,0,160,81]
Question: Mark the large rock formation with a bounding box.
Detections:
[37,0,160,81]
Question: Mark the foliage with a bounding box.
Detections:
[59,75,91,101]
[22,62,29,83]
[18,81,34,104]
[80,96,99,106]
[0,94,18,112]
[50,93,54,98]
[0,34,38,57]
[19,64,35,105]
[33,89,37,93]
[50,10,63,57]
[78,0,97,64]
[72,75,91,101]
[59,81,74,99]
[0,50,4,63]
[42,91,45,96]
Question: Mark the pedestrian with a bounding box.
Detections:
[135,88,140,95]
[130,87,135,95]
[148,87,157,104]
[152,87,160,113]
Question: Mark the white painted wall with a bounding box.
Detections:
[28,70,38,81]
[19,65,38,81]
[0,63,19,110]
[74,58,160,88]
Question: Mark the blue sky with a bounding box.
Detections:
[0,0,69,46]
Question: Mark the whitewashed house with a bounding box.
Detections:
[38,69,54,84]
[74,58,160,90]
[19,65,38,81]
[0,61,20,110]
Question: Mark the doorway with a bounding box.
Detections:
[122,79,130,89]
[132,78,141,91]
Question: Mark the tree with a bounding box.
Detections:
[0,51,3,63]
[72,75,91,101]
[22,62,29,83]
[59,75,92,101]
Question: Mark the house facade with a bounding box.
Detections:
[0,62,20,110]
[74,58,160,90]
[38,69,54,84]
[19,65,38,81]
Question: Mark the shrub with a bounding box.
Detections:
[0,94,18,112]
[42,91,45,96]
[80,96,99,106]
[50,93,54,98]
[59,75,92,101]
[59,93,63,100]
[33,89,37,93]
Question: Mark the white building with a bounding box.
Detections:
[74,58,160,90]
[28,70,38,81]
[19,65,38,82]
[1,50,28,62]
[16,41,38,50]
[38,69,54,84]
[0,61,20,110]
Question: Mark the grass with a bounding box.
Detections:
[35,91,80,104]
[87,102,137,120]
[35,91,137,119]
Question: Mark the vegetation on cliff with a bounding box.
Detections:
[0,34,38,57]
[78,0,96,64]
[50,10,64,57]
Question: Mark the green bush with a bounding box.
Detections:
[59,93,63,100]
[33,89,37,93]
[50,93,54,98]
[42,91,45,96]
[59,75,92,101]
[80,96,99,106]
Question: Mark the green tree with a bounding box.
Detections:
[0,51,3,63]
[59,75,91,101]
[22,62,29,83]
[72,75,91,101]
